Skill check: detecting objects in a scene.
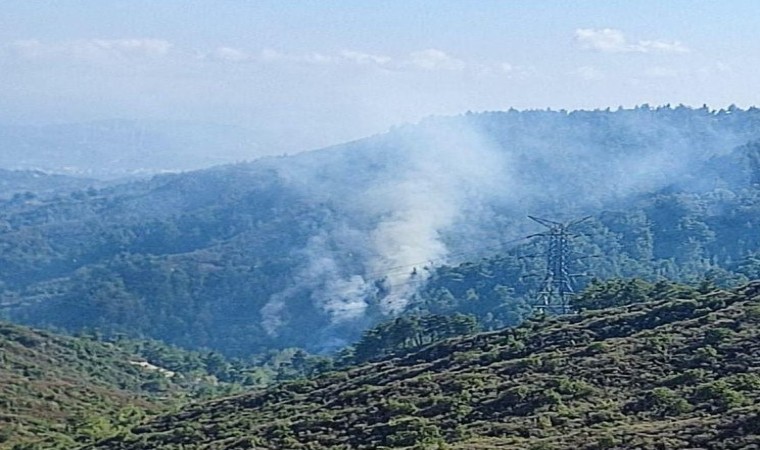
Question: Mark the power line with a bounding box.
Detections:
[527,215,591,315]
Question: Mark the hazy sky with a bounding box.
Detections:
[2,1,760,154]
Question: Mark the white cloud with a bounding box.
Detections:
[636,39,689,54]
[408,49,466,71]
[340,50,391,65]
[91,39,171,56]
[202,47,476,73]
[256,47,465,72]
[6,38,172,62]
[212,46,250,62]
[258,48,334,64]
[575,28,628,53]
[575,28,689,54]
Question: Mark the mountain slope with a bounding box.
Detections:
[2,106,760,355]
[0,322,282,449]
[87,282,760,450]
[0,322,179,448]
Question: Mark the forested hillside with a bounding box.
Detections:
[0,321,328,449]
[0,321,194,449]
[409,186,760,331]
[86,282,760,450]
[2,106,760,356]
[0,169,99,200]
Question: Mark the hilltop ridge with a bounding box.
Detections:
[88,282,760,450]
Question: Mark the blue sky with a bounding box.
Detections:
[2,1,760,153]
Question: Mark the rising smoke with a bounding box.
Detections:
[259,107,760,341]
[260,119,511,336]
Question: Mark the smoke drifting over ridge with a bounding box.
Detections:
[364,123,511,309]
[259,107,760,342]
[261,120,511,338]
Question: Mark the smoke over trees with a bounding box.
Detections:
[2,105,760,354]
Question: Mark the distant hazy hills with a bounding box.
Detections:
[0,120,261,177]
[2,106,760,356]
[86,283,760,450]
[0,168,100,200]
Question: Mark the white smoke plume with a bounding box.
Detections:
[361,121,509,313]
[260,106,760,337]
[260,118,510,334]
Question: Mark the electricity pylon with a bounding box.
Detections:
[527,216,590,315]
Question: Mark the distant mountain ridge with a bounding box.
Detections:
[0,120,261,178]
[0,168,99,200]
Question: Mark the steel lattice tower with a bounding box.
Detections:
[528,216,589,315]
